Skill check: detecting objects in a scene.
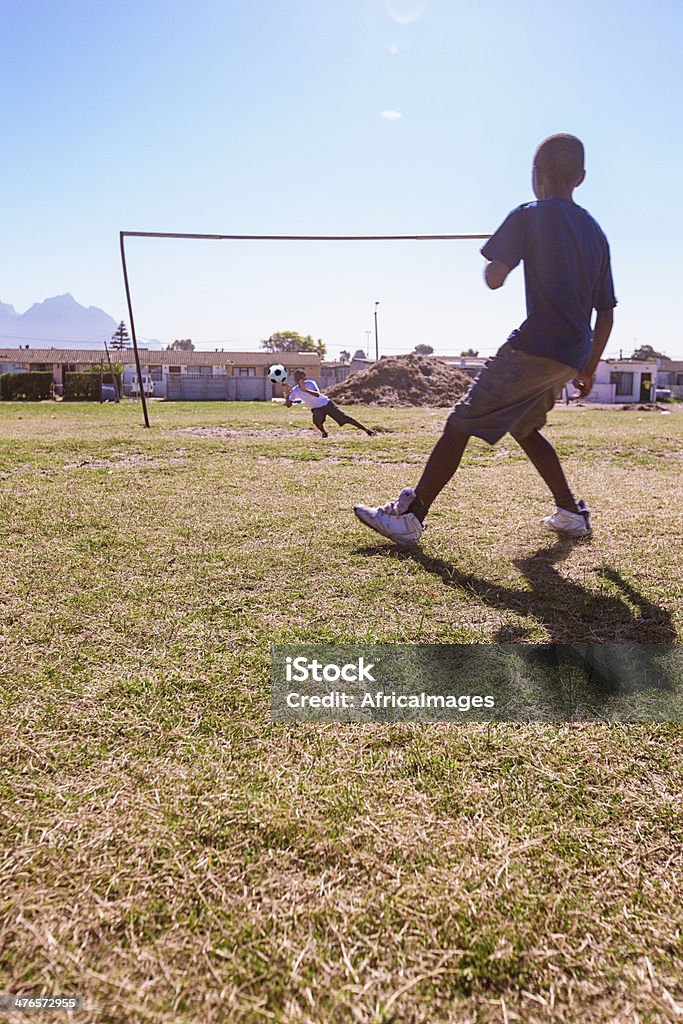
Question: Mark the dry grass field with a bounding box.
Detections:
[1,399,682,1023]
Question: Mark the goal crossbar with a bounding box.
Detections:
[119,229,493,426]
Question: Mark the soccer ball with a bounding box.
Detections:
[268,364,287,384]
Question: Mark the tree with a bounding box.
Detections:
[353,349,366,360]
[166,338,195,351]
[630,344,669,361]
[460,348,479,357]
[110,322,130,350]
[260,331,326,358]
[414,344,434,355]
[339,350,351,363]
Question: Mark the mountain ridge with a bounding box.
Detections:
[0,293,119,347]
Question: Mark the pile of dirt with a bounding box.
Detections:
[326,354,473,407]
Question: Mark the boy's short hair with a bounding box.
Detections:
[294,369,306,380]
[534,134,585,187]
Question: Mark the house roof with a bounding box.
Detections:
[0,348,115,363]
[0,347,320,367]
[603,358,657,367]
[149,350,320,367]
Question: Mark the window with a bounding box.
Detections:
[149,365,163,381]
[169,365,181,375]
[677,374,683,387]
[233,367,255,377]
[610,371,634,396]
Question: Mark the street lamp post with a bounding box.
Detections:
[374,301,380,361]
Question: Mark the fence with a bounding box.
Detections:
[165,373,273,401]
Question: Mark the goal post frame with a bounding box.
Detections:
[119,230,492,427]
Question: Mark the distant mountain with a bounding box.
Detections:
[0,294,119,348]
[0,301,19,320]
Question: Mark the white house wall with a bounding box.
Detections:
[589,361,657,403]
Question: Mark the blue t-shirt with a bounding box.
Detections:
[481,199,617,371]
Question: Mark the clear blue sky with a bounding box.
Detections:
[2,0,682,358]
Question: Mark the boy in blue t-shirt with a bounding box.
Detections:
[355,134,617,545]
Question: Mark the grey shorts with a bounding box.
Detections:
[448,341,575,445]
[312,401,351,427]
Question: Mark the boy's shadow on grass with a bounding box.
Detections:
[356,536,677,699]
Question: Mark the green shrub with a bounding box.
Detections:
[0,371,53,401]
[63,372,102,401]
[82,365,122,390]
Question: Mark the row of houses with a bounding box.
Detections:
[445,354,683,403]
[1,346,681,403]
[0,347,370,400]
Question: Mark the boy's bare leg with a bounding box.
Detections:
[411,424,578,520]
[514,429,579,512]
[412,422,470,517]
[341,412,374,435]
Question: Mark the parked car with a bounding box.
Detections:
[131,374,154,397]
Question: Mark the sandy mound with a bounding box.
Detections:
[326,354,473,407]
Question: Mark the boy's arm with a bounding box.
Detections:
[299,381,321,396]
[484,260,512,290]
[481,207,525,290]
[573,309,614,397]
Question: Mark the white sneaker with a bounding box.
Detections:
[354,488,424,546]
[541,499,592,538]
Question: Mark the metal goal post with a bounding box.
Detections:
[119,230,492,427]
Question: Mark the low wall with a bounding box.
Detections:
[166,374,273,401]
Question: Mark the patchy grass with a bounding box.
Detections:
[0,399,682,1023]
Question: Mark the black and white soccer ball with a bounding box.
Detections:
[268,363,288,384]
